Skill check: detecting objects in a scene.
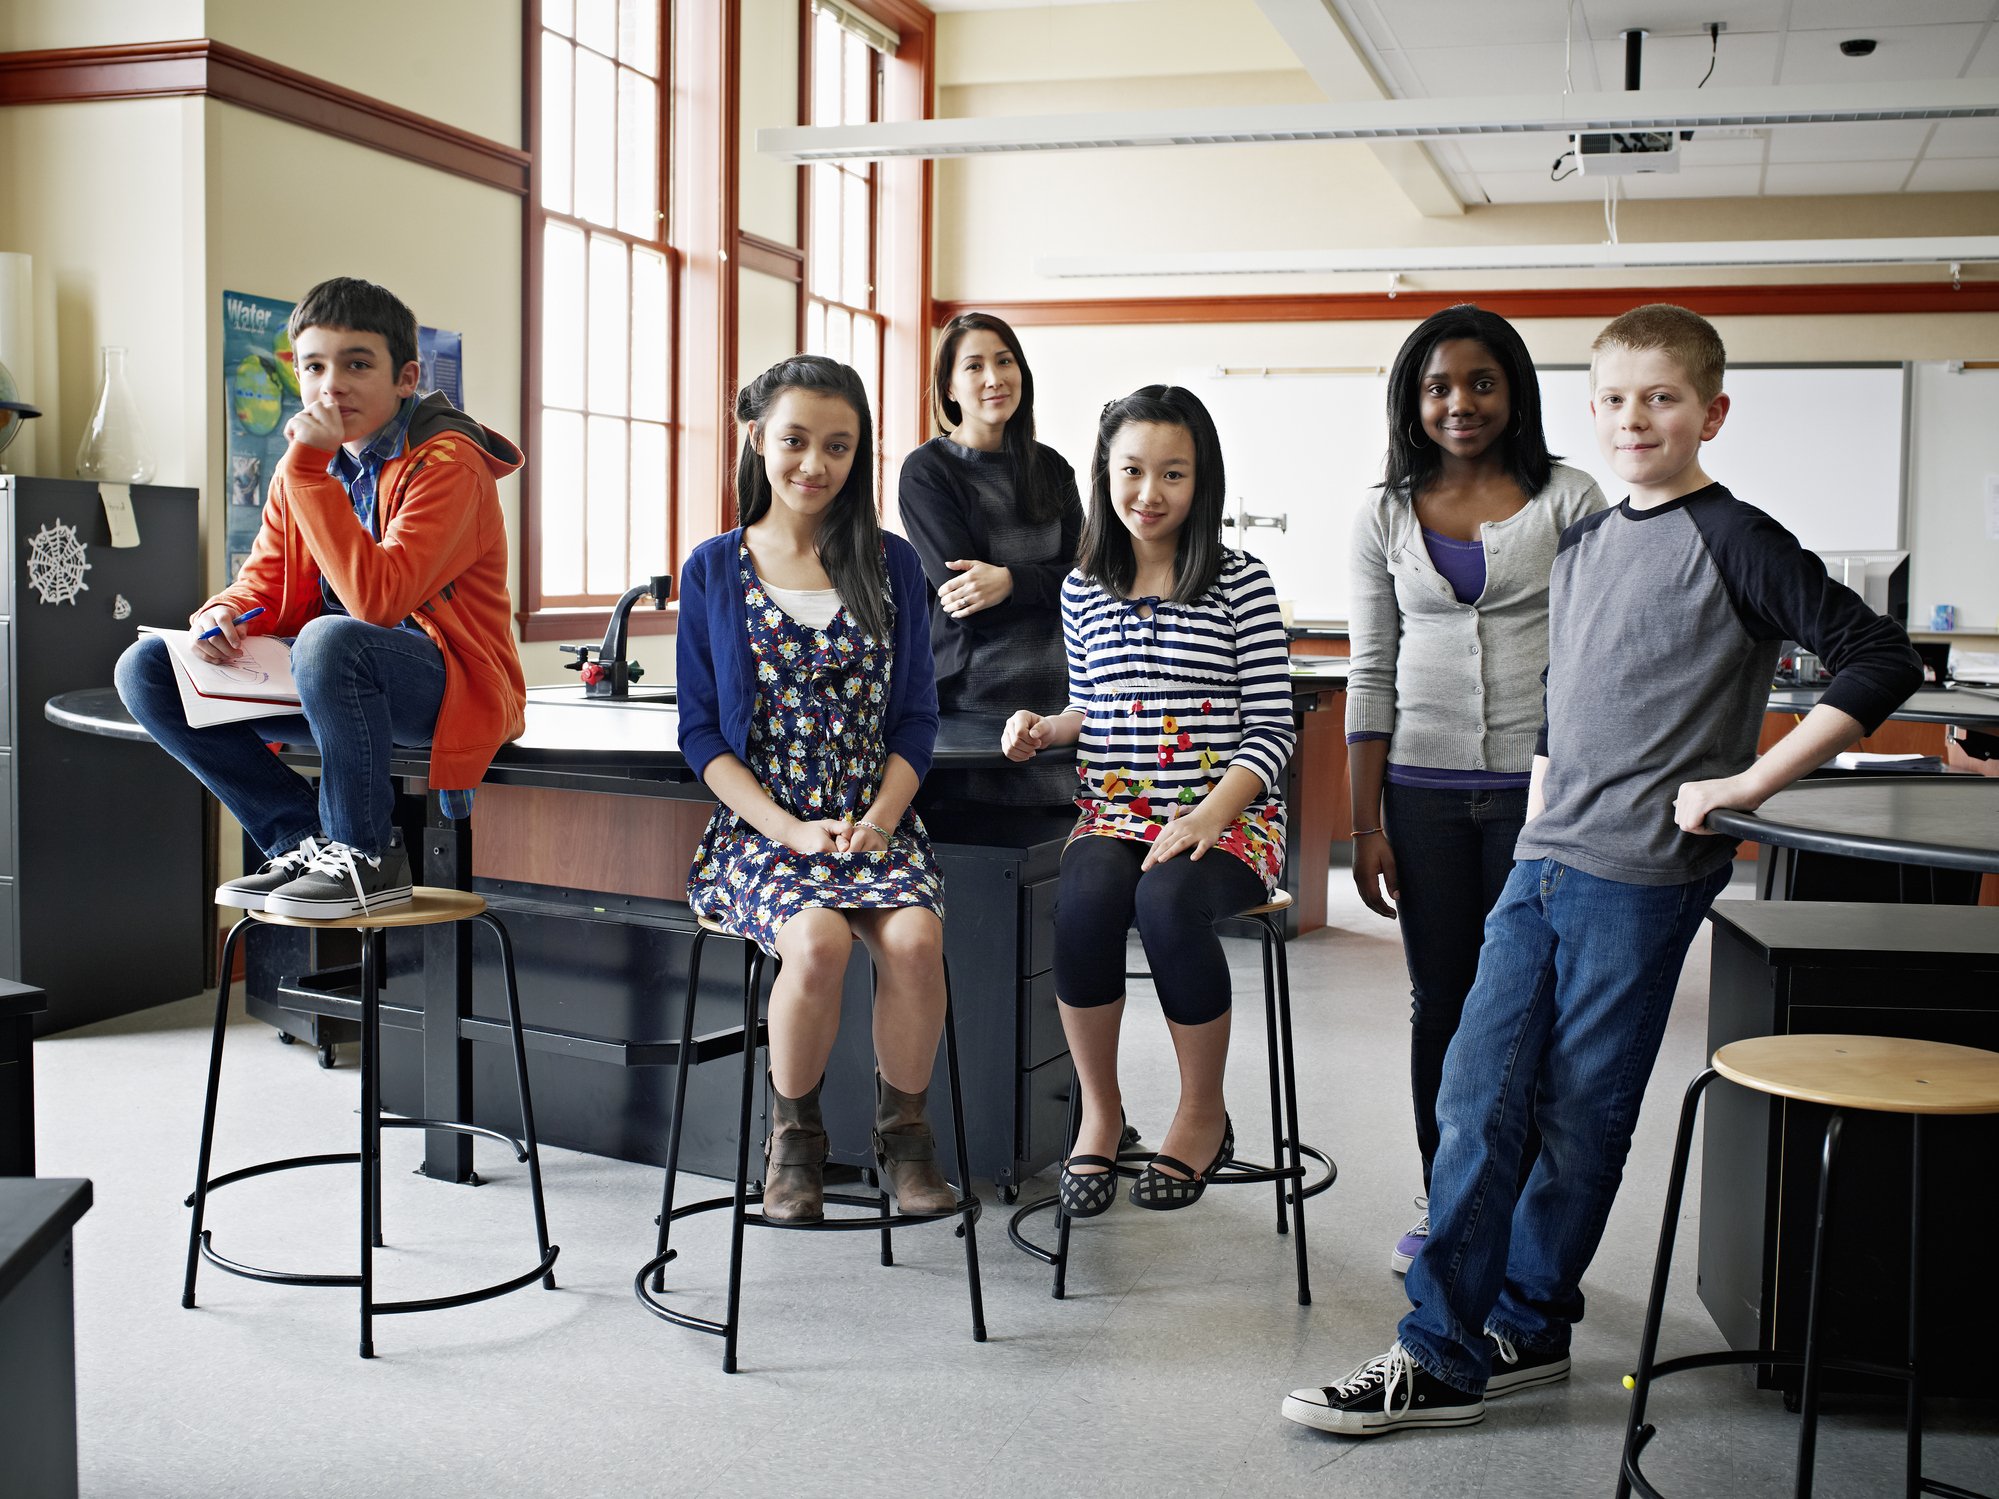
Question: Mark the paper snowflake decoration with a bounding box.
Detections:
[28,518,92,606]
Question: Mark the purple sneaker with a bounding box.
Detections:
[1390,1205,1429,1275]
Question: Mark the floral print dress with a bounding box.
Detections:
[686,544,945,952]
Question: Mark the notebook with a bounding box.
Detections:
[136,626,300,728]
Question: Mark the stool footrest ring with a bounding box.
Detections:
[374,1247,562,1315]
[379,1116,529,1161]
[186,1151,358,1205]
[196,1230,364,1289]
[664,1187,983,1233]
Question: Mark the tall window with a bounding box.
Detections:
[804,2,888,458]
[534,0,672,609]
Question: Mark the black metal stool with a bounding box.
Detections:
[1006,890,1336,1303]
[633,916,986,1372]
[1620,1033,1999,1499]
[184,889,558,1359]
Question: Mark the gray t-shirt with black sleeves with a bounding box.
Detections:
[1515,483,1921,886]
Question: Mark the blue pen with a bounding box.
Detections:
[196,606,266,641]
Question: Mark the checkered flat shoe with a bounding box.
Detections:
[1058,1155,1120,1218]
[1129,1114,1234,1211]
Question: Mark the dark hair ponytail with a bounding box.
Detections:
[1077,385,1229,606]
[734,355,889,640]
[1381,303,1557,502]
[932,311,1065,525]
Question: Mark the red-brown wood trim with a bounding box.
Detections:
[0,40,529,195]
[931,283,1999,329]
[933,280,1999,327]
[521,0,545,623]
[876,3,935,507]
[0,38,208,102]
[675,0,738,543]
[738,230,804,282]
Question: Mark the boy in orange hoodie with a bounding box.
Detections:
[116,277,526,918]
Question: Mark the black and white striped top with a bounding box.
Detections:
[1060,551,1296,888]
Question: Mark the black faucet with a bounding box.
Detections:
[561,573,672,698]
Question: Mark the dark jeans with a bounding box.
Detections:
[1052,834,1265,1025]
[115,615,444,859]
[1382,781,1532,1194]
[1399,858,1732,1392]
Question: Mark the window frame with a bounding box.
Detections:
[521,0,679,642]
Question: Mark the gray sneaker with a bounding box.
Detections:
[216,836,323,911]
[263,833,414,920]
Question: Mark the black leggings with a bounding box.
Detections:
[1052,835,1267,1026]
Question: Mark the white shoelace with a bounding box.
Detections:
[1486,1328,1520,1367]
[298,840,384,913]
[1331,1344,1421,1414]
[260,835,321,878]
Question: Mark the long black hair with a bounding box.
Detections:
[932,311,1067,525]
[1381,303,1557,501]
[1077,385,1228,606]
[734,355,890,640]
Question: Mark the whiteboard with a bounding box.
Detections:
[1185,362,1907,623]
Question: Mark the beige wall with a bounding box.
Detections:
[0,98,207,487]
[203,103,524,602]
[204,0,524,147]
[740,0,800,245]
[0,0,203,50]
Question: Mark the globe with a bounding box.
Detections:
[0,357,43,461]
[232,350,283,435]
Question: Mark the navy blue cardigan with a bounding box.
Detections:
[676,528,940,784]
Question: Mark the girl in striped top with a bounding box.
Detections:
[1003,386,1295,1214]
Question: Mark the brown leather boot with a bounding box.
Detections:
[762,1077,827,1223]
[873,1074,959,1216]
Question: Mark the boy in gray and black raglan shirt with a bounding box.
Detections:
[1283,305,1922,1440]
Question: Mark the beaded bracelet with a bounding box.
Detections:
[856,818,893,842]
[1350,826,1385,839]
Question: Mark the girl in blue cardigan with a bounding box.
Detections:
[678,355,953,1224]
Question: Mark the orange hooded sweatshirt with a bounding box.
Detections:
[199,393,527,789]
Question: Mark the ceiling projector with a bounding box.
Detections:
[1573,129,1683,175]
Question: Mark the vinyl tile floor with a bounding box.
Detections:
[32,863,1999,1498]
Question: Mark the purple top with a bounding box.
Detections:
[1421,526,1486,605]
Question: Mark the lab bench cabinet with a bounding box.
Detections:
[2,476,206,1032]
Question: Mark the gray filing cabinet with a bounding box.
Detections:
[2,476,206,1031]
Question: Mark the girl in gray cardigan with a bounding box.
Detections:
[1345,305,1605,1275]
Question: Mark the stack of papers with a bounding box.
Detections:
[137,627,300,727]
[1951,650,1999,687]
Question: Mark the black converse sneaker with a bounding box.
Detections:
[1483,1327,1571,1397]
[216,836,323,911]
[262,832,414,920]
[1281,1343,1485,1436]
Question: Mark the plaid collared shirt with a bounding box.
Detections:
[322,395,474,821]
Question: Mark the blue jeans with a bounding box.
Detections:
[1397,856,1732,1393]
[1382,782,1532,1193]
[115,615,444,859]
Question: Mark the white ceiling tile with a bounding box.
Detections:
[1609,164,1768,198]
[1676,132,1770,166]
[1451,133,1579,173]
[1343,1,1578,48]
[1924,117,1999,157]
[1762,160,1915,194]
[1906,156,1999,190]
[1777,23,1989,84]
[1402,43,1577,97]
[1970,27,1999,76]
[1766,121,1938,162]
[1378,45,1426,96]
[1335,0,1402,54]
[1578,2,1790,39]
[1786,0,1998,29]
[1588,30,1783,89]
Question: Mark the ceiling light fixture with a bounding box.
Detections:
[757,79,1999,162]
[1033,238,1999,278]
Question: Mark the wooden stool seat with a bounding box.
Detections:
[1233,890,1294,920]
[248,887,487,930]
[1712,1034,1999,1116]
